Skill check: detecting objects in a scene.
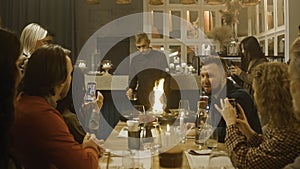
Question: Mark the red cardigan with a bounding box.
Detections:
[12,95,98,169]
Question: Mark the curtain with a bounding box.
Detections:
[0,0,77,63]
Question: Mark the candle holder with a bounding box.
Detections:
[101,60,113,76]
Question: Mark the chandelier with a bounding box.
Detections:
[84,0,100,5]
[149,0,164,5]
[206,0,225,5]
[206,0,260,6]
[115,0,132,4]
[180,0,196,4]
[240,0,260,6]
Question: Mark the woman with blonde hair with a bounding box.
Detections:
[20,23,48,57]
[19,23,49,71]
[216,62,300,169]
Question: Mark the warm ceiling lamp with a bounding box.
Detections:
[241,0,260,6]
[206,0,225,5]
[115,0,132,4]
[85,0,100,5]
[149,0,164,5]
[180,0,196,4]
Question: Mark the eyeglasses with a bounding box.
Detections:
[136,44,146,49]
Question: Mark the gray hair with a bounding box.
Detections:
[20,23,47,57]
[290,37,300,80]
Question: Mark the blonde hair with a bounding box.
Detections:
[290,37,300,80]
[135,33,150,44]
[20,23,47,57]
[252,62,294,127]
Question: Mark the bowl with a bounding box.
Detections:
[157,109,180,125]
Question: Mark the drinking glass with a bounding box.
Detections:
[152,122,162,154]
[178,99,190,116]
[195,124,212,149]
[206,128,218,150]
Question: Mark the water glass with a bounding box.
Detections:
[195,124,212,149]
[178,99,190,116]
[206,128,218,150]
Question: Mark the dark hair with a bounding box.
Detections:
[56,67,85,114]
[240,36,265,60]
[21,44,68,97]
[0,28,21,168]
[201,56,227,73]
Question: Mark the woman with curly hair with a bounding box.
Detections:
[216,62,300,169]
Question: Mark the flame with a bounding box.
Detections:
[151,78,165,114]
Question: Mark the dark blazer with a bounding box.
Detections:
[208,80,262,143]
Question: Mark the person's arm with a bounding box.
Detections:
[230,66,253,85]
[37,110,99,169]
[284,156,300,169]
[215,99,300,169]
[235,58,268,85]
[62,110,86,144]
[128,57,138,90]
[232,90,262,134]
[82,91,103,133]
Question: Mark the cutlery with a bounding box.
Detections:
[188,149,211,156]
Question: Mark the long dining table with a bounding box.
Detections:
[99,121,227,169]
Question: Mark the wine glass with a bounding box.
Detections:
[178,99,190,116]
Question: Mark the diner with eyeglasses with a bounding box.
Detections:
[1,0,300,169]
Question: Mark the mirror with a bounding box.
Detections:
[152,10,164,39]
[277,34,285,56]
[187,10,199,39]
[268,37,274,56]
[277,0,284,26]
[267,0,274,30]
[249,7,257,35]
[237,8,248,37]
[170,10,181,39]
[259,0,265,33]
[260,40,265,55]
[203,11,215,33]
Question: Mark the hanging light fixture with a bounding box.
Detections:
[180,0,196,4]
[115,0,132,5]
[85,0,100,5]
[206,0,225,5]
[149,0,163,5]
[241,0,260,6]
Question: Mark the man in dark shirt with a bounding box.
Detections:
[200,56,262,143]
[126,33,169,111]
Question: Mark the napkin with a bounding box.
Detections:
[117,127,128,137]
[185,151,210,169]
[185,150,234,169]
